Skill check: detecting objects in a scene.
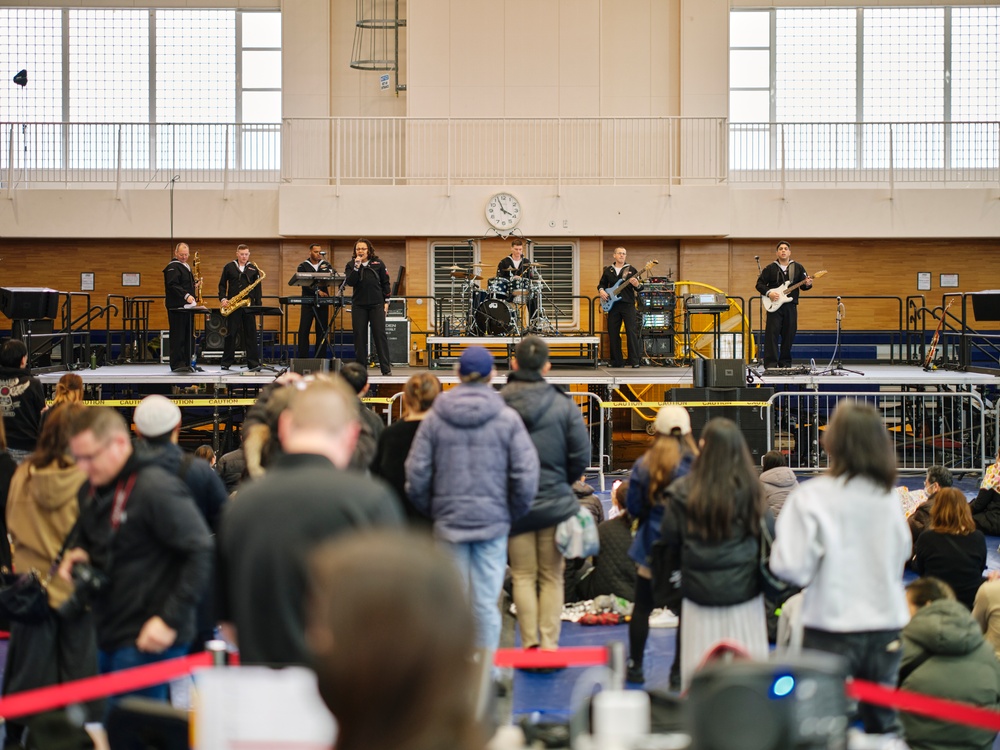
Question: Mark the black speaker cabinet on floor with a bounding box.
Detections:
[641,335,675,358]
[687,653,848,750]
[370,318,410,367]
[201,311,244,360]
[670,387,773,459]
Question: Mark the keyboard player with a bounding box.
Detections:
[297,243,334,358]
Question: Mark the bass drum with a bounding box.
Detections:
[475,298,517,336]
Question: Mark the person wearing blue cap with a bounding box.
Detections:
[406,346,540,658]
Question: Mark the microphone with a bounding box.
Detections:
[319,251,327,257]
[754,256,760,261]
[837,296,841,302]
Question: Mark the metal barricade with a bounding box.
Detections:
[768,390,987,475]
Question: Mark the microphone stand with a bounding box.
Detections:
[813,296,862,376]
[747,255,766,382]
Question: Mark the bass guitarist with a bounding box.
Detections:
[598,246,644,368]
[755,241,813,369]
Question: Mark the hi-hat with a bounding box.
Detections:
[451,271,482,280]
[444,264,468,271]
[525,262,546,267]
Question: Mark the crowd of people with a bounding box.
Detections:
[2,333,1000,748]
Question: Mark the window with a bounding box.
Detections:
[527,243,577,330]
[730,6,1000,172]
[430,243,478,334]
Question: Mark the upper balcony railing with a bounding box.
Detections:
[3,118,998,191]
[730,121,1000,186]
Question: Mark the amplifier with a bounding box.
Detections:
[641,335,675,358]
[370,318,410,367]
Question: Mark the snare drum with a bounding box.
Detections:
[486,276,510,300]
[511,277,531,303]
[475,298,517,336]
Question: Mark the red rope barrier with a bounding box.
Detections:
[0,652,216,721]
[493,646,610,669]
[847,679,1000,733]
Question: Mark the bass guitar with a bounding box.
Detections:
[600,260,658,313]
[761,269,828,313]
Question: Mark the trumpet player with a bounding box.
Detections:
[163,242,202,373]
[218,244,262,371]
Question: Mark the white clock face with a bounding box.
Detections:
[486,192,522,230]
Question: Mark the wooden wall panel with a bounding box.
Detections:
[2,238,995,355]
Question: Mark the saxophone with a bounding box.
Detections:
[221,262,266,317]
[192,251,204,306]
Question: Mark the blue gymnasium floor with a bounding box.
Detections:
[511,474,1000,724]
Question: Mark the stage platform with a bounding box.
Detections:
[34,361,998,390]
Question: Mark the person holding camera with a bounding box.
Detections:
[2,403,98,745]
[59,407,213,711]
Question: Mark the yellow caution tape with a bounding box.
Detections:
[47,398,258,407]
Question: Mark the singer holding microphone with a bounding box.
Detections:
[296,243,334,358]
[345,238,393,376]
[754,241,813,369]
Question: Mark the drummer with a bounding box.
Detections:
[497,238,532,280]
[497,238,538,324]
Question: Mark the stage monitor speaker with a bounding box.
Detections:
[687,653,848,750]
[0,287,59,320]
[707,359,746,387]
[370,318,410,367]
[290,358,330,376]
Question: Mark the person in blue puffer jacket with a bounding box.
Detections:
[624,405,697,687]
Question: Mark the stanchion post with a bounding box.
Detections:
[206,640,230,668]
[606,641,625,691]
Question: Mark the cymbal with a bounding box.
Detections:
[525,262,546,267]
[444,264,468,271]
[451,271,483,281]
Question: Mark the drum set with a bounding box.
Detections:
[444,263,554,336]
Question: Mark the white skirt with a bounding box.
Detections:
[680,593,770,691]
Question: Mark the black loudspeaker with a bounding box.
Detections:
[370,319,410,367]
[641,335,674,358]
[707,359,746,387]
[687,654,848,750]
[670,388,773,457]
[290,358,330,376]
[205,311,243,351]
[12,319,53,367]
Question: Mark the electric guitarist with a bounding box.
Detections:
[755,241,814,369]
[598,247,646,368]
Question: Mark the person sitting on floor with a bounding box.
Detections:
[900,577,1000,750]
[576,479,637,603]
[908,465,953,553]
[759,450,796,518]
[970,447,1000,536]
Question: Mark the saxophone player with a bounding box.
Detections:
[163,242,203,373]
[218,244,262,371]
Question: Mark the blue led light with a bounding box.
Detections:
[772,675,795,697]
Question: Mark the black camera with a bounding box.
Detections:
[58,563,110,620]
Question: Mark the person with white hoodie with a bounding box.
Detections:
[759,450,796,518]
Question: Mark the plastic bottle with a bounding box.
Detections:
[89,352,96,370]
[191,351,197,370]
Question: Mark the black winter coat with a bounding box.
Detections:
[502,371,590,535]
[659,475,762,607]
[970,487,1000,536]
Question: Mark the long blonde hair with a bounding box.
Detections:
[52,373,84,407]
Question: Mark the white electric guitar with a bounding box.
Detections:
[762,269,827,313]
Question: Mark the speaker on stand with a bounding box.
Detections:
[201,311,244,362]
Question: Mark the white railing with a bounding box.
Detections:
[281,117,728,189]
[3,118,1000,189]
[730,121,1000,185]
[1,122,280,188]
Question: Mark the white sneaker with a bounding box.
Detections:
[648,608,679,628]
